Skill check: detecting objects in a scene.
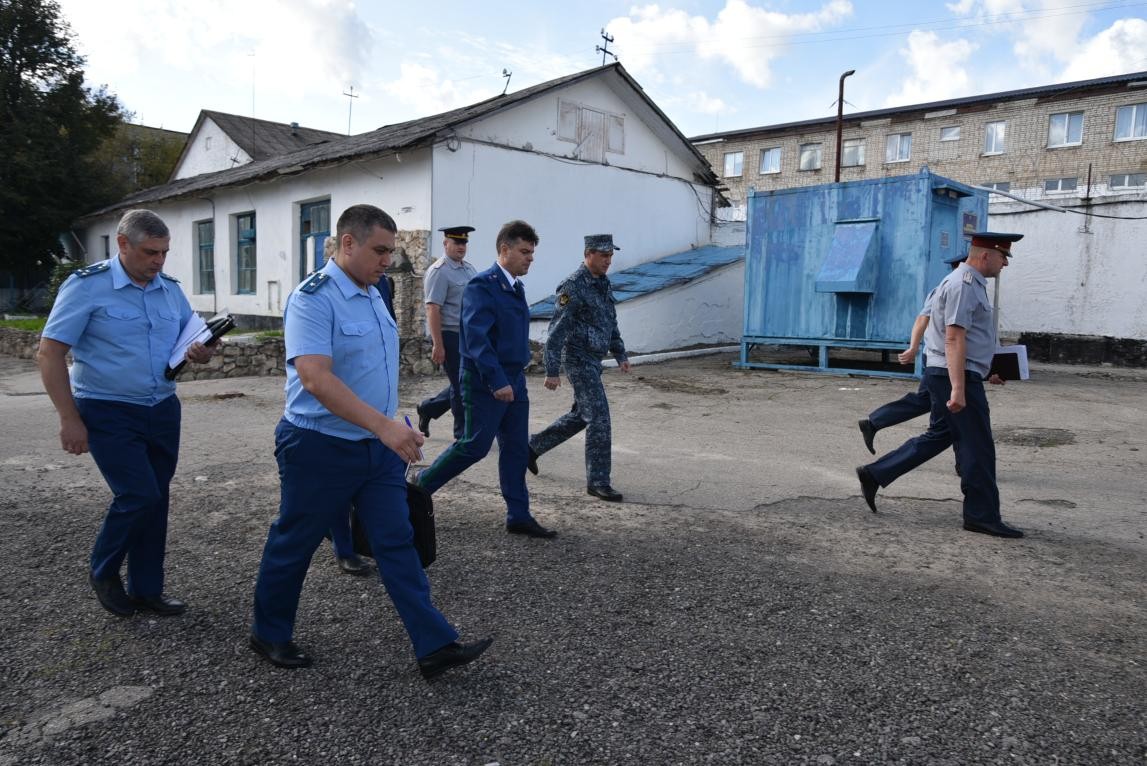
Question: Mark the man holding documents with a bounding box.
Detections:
[250,204,491,678]
[855,232,1024,538]
[38,209,217,617]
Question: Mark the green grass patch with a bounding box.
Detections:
[0,317,47,332]
[254,329,283,339]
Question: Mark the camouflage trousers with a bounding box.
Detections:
[529,360,612,487]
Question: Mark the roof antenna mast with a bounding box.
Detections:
[343,85,359,135]
[501,69,512,95]
[596,28,617,66]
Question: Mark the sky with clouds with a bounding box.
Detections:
[57,0,1147,139]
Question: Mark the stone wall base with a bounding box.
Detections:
[1018,332,1147,368]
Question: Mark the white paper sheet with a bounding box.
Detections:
[168,313,210,368]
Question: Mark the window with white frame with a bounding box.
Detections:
[1114,102,1147,141]
[1110,172,1147,189]
[759,147,781,174]
[723,151,744,177]
[1043,177,1077,193]
[885,132,911,163]
[984,121,1006,154]
[556,99,625,160]
[1048,111,1083,147]
[841,138,865,167]
[195,220,215,294]
[799,143,822,171]
[984,181,1011,192]
[939,126,961,142]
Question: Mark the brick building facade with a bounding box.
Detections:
[692,71,1147,219]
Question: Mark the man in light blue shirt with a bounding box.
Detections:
[249,204,492,678]
[39,209,216,618]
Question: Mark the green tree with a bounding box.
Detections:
[0,0,125,279]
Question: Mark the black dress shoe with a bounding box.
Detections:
[587,485,623,502]
[418,637,494,680]
[962,519,1024,538]
[130,594,187,616]
[249,634,313,669]
[855,466,879,513]
[506,518,558,539]
[337,554,372,576]
[527,446,539,476]
[90,573,135,617]
[858,419,877,455]
[417,406,431,437]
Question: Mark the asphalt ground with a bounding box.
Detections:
[0,352,1144,765]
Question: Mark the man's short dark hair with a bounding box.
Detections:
[336,204,397,245]
[495,220,539,252]
[117,210,169,244]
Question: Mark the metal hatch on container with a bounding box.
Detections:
[814,218,880,293]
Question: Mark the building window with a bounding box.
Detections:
[1044,177,1078,193]
[939,126,961,142]
[299,200,331,282]
[841,138,865,167]
[1048,111,1084,147]
[983,181,1011,192]
[101,235,110,259]
[759,147,781,174]
[1110,172,1146,189]
[557,98,625,160]
[984,121,1006,154]
[195,220,215,294]
[1114,102,1147,141]
[235,212,256,295]
[885,133,911,163]
[799,143,822,171]
[723,151,744,177]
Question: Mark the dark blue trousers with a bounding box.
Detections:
[78,395,180,598]
[252,421,457,657]
[329,506,354,558]
[416,368,531,524]
[529,360,612,487]
[418,330,464,440]
[867,370,1000,525]
[868,379,931,430]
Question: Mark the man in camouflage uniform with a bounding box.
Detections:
[528,234,630,502]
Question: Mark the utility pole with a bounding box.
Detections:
[834,69,855,183]
[343,85,359,135]
[596,28,617,66]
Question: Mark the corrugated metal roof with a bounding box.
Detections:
[529,245,745,319]
[82,63,718,221]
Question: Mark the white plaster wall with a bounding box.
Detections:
[991,197,1147,340]
[456,78,697,180]
[530,261,745,354]
[173,119,253,180]
[77,150,432,318]
[432,142,712,305]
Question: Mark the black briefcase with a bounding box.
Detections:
[351,481,436,568]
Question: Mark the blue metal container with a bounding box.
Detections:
[738,168,987,377]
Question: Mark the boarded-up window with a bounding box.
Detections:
[557,98,625,161]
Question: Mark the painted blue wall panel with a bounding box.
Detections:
[815,221,880,293]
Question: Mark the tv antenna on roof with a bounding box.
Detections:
[343,85,359,135]
[596,28,617,66]
[501,69,512,95]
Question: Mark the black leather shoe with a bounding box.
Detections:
[962,519,1024,538]
[527,446,539,476]
[587,485,623,502]
[249,634,313,669]
[90,573,135,617]
[417,406,431,437]
[130,594,187,616]
[418,637,494,680]
[506,518,558,539]
[337,554,372,576]
[858,419,877,455]
[856,466,879,513]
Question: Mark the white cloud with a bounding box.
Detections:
[884,30,978,106]
[1060,18,1147,81]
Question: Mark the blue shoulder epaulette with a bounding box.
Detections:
[159,272,180,283]
[300,272,331,294]
[74,261,111,278]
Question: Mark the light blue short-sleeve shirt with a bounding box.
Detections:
[924,264,996,378]
[42,257,194,405]
[423,256,477,331]
[283,258,399,441]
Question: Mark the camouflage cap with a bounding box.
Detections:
[584,234,620,252]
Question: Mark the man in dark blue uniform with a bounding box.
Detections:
[528,234,630,501]
[250,204,492,677]
[415,220,557,539]
[856,232,1024,538]
[38,209,217,617]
